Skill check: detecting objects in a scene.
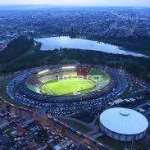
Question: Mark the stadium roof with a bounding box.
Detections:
[100,107,148,135]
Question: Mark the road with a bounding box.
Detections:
[0,99,105,150]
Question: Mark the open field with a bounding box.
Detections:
[0,77,29,108]
[0,77,14,101]
[98,135,149,150]
[40,78,95,96]
[59,117,92,134]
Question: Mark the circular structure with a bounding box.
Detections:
[7,64,129,116]
[100,107,148,141]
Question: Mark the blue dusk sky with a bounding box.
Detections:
[0,0,150,6]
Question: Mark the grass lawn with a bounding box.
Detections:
[98,135,149,150]
[0,77,13,101]
[0,77,28,107]
[59,117,92,134]
[41,78,95,96]
[98,136,126,150]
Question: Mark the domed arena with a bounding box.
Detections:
[100,107,148,141]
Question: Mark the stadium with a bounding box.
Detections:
[7,64,128,116]
[26,65,110,96]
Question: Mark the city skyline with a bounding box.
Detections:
[0,0,150,6]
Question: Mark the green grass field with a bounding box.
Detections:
[59,117,92,133]
[40,78,95,96]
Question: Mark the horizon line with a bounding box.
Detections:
[0,4,150,8]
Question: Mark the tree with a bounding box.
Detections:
[37,129,49,142]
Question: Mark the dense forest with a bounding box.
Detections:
[0,35,34,64]
[91,37,150,56]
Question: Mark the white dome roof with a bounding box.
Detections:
[100,107,148,135]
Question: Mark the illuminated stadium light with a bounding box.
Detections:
[62,66,76,69]
[38,69,49,75]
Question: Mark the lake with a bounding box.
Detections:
[36,36,148,58]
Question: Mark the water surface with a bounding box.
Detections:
[36,36,148,58]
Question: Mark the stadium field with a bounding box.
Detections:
[40,78,95,96]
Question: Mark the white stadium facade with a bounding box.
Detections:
[100,107,148,142]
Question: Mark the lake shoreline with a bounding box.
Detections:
[35,36,148,58]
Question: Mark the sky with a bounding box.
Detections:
[0,0,150,7]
